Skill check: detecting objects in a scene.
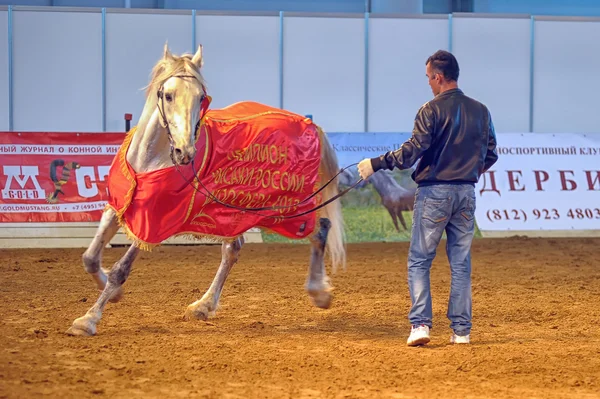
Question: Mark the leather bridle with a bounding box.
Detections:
[156,74,210,165]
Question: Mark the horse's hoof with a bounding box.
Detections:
[183,306,209,322]
[66,315,97,336]
[309,290,333,309]
[66,324,95,337]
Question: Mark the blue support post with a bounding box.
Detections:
[278,11,284,109]
[192,9,196,51]
[529,15,535,133]
[364,11,369,132]
[8,5,13,131]
[101,8,106,132]
[448,13,453,52]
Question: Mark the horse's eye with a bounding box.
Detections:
[165,93,173,102]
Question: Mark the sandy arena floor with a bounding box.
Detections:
[1,237,599,399]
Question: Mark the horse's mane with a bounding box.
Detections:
[143,51,206,98]
[135,49,206,135]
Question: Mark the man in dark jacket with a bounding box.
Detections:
[357,50,498,346]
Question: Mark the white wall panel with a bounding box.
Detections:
[453,17,531,133]
[368,16,448,132]
[105,11,192,132]
[12,10,102,132]
[283,16,364,132]
[195,14,279,110]
[4,9,600,135]
[533,19,600,133]
[0,10,8,131]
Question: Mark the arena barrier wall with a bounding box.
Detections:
[1,131,598,248]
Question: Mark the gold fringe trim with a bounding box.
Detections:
[108,205,239,251]
[184,119,211,223]
[114,126,138,220]
[171,231,233,244]
[105,204,159,252]
[121,223,161,252]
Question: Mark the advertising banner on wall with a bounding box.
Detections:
[474,133,600,231]
[0,132,125,223]
[1,131,598,241]
[263,131,600,243]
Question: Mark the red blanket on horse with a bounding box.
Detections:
[106,101,322,249]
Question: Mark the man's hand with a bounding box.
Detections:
[357,159,374,180]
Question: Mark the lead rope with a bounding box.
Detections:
[173,160,363,220]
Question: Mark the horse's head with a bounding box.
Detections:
[149,43,210,166]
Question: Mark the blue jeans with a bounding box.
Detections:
[407,183,476,336]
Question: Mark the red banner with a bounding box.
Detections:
[0,132,126,223]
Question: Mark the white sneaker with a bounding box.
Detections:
[450,333,470,344]
[407,324,430,346]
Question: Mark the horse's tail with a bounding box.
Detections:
[316,125,346,273]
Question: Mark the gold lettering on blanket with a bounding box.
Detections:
[211,166,306,194]
[227,144,288,165]
[202,187,302,215]
[189,212,217,228]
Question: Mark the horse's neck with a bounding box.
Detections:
[126,107,173,173]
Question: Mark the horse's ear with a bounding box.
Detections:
[163,41,173,60]
[191,44,203,69]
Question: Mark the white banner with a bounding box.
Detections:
[475,133,600,231]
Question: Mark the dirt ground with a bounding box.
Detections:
[1,237,599,399]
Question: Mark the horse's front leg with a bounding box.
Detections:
[184,236,244,321]
[66,244,140,337]
[305,218,334,309]
[82,207,123,303]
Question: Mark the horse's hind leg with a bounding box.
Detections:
[66,244,140,336]
[82,207,123,303]
[305,218,334,309]
[184,236,244,321]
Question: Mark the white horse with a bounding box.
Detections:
[66,44,346,337]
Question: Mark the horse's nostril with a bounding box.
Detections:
[174,148,183,156]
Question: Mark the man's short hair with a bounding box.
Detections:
[426,50,459,82]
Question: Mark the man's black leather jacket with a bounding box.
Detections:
[370,88,498,187]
